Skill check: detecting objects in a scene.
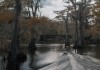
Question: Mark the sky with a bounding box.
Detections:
[40,0,66,19]
[40,0,95,19]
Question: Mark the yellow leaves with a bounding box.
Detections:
[0,12,14,23]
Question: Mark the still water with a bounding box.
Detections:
[0,44,100,70]
[20,44,64,70]
[20,44,100,70]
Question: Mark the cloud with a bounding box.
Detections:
[40,0,95,19]
[40,0,66,19]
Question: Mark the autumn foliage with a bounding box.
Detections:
[0,12,14,23]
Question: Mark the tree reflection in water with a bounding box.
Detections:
[0,44,100,70]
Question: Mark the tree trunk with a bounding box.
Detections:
[6,0,21,70]
[28,1,31,18]
[65,18,70,47]
[78,4,85,47]
[33,0,40,17]
[29,37,37,68]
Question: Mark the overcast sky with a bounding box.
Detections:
[40,0,66,19]
[40,0,95,19]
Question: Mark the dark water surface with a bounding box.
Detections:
[20,44,100,70]
[0,44,100,70]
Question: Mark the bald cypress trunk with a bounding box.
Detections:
[6,0,21,70]
[64,18,70,48]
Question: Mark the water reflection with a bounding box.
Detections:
[95,44,100,59]
[20,44,64,70]
[20,54,32,70]
[0,56,7,70]
[0,44,100,70]
[74,44,100,59]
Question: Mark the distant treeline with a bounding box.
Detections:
[37,35,100,44]
[38,35,66,43]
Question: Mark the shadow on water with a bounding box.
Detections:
[95,44,100,59]
[20,44,63,70]
[37,46,51,53]
[0,44,100,70]
[74,44,100,59]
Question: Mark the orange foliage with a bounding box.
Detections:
[0,12,14,23]
[95,5,100,8]
[94,11,100,16]
[27,17,49,29]
[87,24,100,37]
[19,16,50,41]
[93,1,100,16]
